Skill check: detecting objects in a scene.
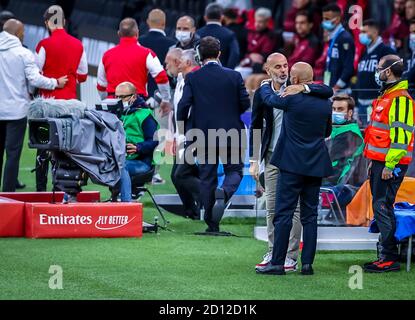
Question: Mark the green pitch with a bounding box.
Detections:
[0,134,414,300]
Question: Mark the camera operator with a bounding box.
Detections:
[115,82,159,202]
[0,19,67,192]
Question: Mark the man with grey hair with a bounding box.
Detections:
[170,48,201,219]
[196,3,240,69]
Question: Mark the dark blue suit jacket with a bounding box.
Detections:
[259,83,333,178]
[139,30,176,96]
[177,63,250,147]
[196,24,240,69]
[249,84,334,162]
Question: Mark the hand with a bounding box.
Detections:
[281,84,305,97]
[172,138,177,156]
[160,101,172,116]
[126,143,137,155]
[381,167,393,180]
[260,78,272,87]
[333,85,341,92]
[249,161,259,181]
[56,75,68,88]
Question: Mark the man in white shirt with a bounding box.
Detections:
[0,19,67,192]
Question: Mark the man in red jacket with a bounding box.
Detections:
[34,5,88,192]
[97,18,171,115]
[35,5,88,99]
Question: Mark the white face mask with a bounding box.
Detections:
[176,30,192,43]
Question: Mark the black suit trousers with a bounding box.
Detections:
[271,170,322,265]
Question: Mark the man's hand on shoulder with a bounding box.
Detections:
[281,84,306,98]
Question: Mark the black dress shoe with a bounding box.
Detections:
[256,262,285,275]
[205,226,220,233]
[15,180,26,189]
[301,264,314,275]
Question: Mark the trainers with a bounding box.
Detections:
[364,260,400,273]
[284,257,298,272]
[152,173,165,185]
[255,251,272,268]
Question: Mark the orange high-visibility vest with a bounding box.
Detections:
[364,89,414,164]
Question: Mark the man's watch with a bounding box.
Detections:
[303,84,311,94]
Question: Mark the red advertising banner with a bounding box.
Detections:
[0,196,25,237]
[25,202,143,238]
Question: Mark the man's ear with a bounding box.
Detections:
[217,51,221,60]
[348,109,354,120]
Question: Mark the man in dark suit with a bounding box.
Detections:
[177,36,250,233]
[139,9,176,97]
[256,62,333,275]
[249,53,334,271]
[196,3,240,69]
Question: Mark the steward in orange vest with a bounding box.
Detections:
[363,55,415,273]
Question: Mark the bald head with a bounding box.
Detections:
[265,53,288,87]
[3,19,24,42]
[147,9,166,30]
[118,18,139,38]
[290,62,313,84]
[176,15,196,31]
[116,82,137,95]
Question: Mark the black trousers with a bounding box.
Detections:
[171,158,200,217]
[0,118,27,192]
[198,147,243,230]
[271,170,322,265]
[35,149,50,192]
[370,160,407,261]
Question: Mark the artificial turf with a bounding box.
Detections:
[0,134,414,300]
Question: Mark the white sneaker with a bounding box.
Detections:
[255,251,272,268]
[284,257,298,272]
[152,173,165,185]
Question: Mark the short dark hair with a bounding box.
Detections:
[362,19,380,31]
[322,3,342,15]
[223,8,238,20]
[381,57,404,78]
[205,3,223,20]
[198,36,221,60]
[333,94,355,111]
[295,10,312,23]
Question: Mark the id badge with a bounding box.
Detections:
[324,71,331,86]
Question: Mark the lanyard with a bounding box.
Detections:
[326,26,344,70]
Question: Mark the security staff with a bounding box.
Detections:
[363,55,415,273]
[321,4,355,93]
[357,19,395,126]
[256,62,333,276]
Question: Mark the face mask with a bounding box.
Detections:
[374,59,403,87]
[332,111,347,124]
[176,31,191,43]
[410,34,415,52]
[321,20,336,31]
[359,33,372,46]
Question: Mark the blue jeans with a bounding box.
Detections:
[120,159,151,202]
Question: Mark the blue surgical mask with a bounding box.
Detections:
[332,111,347,124]
[410,34,415,52]
[322,20,336,31]
[359,33,372,46]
